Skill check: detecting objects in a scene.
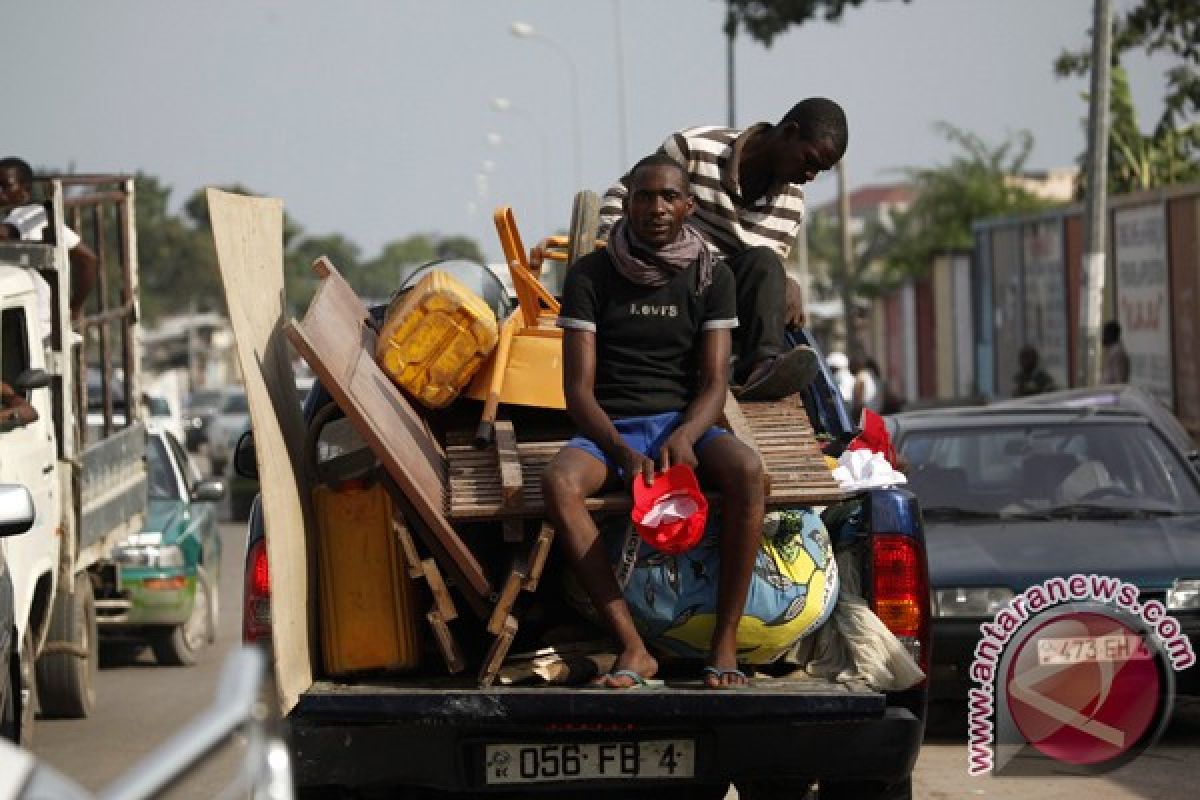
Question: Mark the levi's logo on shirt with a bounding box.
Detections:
[628,303,678,318]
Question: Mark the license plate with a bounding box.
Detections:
[483,739,695,784]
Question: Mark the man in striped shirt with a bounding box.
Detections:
[598,98,847,402]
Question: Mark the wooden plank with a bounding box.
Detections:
[286,259,494,604]
[494,420,524,507]
[426,610,466,674]
[479,615,519,688]
[720,389,772,497]
[208,189,313,717]
[523,523,556,591]
[487,567,527,635]
[393,518,425,579]
[421,558,458,623]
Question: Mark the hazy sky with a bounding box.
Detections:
[9,0,1173,264]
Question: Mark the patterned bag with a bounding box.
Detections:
[603,508,839,665]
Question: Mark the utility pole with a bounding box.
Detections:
[1079,0,1113,386]
[725,3,736,127]
[837,161,859,357]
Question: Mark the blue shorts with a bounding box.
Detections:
[565,411,727,475]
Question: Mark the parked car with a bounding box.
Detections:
[184,387,225,452]
[143,392,186,446]
[98,426,225,666]
[888,405,1200,698]
[207,388,249,474]
[1,484,36,745]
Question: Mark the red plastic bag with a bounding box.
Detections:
[631,464,709,555]
[847,408,899,468]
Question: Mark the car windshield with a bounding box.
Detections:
[145,395,170,415]
[147,435,181,502]
[899,421,1200,517]
[220,392,248,413]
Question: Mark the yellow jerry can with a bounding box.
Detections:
[376,270,499,409]
[314,481,421,674]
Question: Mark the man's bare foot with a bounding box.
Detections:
[592,648,658,689]
[702,664,749,689]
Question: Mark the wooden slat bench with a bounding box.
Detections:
[446,399,845,520]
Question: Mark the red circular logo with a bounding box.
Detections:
[1005,611,1161,766]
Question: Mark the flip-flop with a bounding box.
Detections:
[735,346,820,403]
[702,666,751,689]
[592,669,664,690]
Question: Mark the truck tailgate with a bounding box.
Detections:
[295,675,886,721]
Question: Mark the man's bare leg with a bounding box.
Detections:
[697,434,765,687]
[542,447,658,687]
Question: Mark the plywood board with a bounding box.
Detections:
[285,259,493,604]
[208,188,313,716]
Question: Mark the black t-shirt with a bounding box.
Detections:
[557,249,737,417]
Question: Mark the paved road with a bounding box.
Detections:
[31,520,249,798]
[27,513,1200,799]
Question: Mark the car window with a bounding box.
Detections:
[147,435,182,502]
[221,392,248,413]
[145,395,171,415]
[899,421,1200,514]
[189,389,222,409]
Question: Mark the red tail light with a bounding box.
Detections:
[871,534,930,673]
[243,538,272,643]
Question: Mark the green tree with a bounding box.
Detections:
[1104,65,1199,193]
[1055,0,1199,131]
[723,0,907,45]
[285,233,361,313]
[135,174,222,322]
[884,124,1054,278]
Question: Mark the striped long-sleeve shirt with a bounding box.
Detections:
[597,123,807,260]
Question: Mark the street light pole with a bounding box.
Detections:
[511,21,583,198]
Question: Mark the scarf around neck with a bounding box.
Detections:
[608,217,713,295]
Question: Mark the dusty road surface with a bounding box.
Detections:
[31,520,249,798]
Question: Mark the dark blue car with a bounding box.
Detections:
[888,405,1200,698]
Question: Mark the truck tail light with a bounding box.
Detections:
[871,534,930,674]
[243,538,272,643]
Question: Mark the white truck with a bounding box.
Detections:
[0,175,147,744]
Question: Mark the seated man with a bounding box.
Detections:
[1,156,98,322]
[542,154,765,689]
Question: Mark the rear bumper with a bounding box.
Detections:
[286,686,923,792]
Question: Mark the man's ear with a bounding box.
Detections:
[684,195,696,216]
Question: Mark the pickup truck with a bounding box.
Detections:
[213,189,926,800]
[234,311,929,800]
[0,175,147,744]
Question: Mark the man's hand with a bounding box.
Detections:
[659,427,698,473]
[785,275,807,330]
[617,447,656,491]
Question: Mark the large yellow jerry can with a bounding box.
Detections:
[375,270,499,409]
[314,482,421,674]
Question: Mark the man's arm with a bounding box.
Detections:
[68,240,98,318]
[0,382,38,431]
[562,328,655,487]
[659,328,731,471]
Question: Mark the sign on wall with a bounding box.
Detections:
[1022,220,1068,389]
[1114,205,1173,406]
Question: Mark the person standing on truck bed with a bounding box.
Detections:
[0,156,98,323]
[597,97,847,402]
[544,154,765,689]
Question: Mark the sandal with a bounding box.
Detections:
[702,666,750,689]
[591,669,664,690]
